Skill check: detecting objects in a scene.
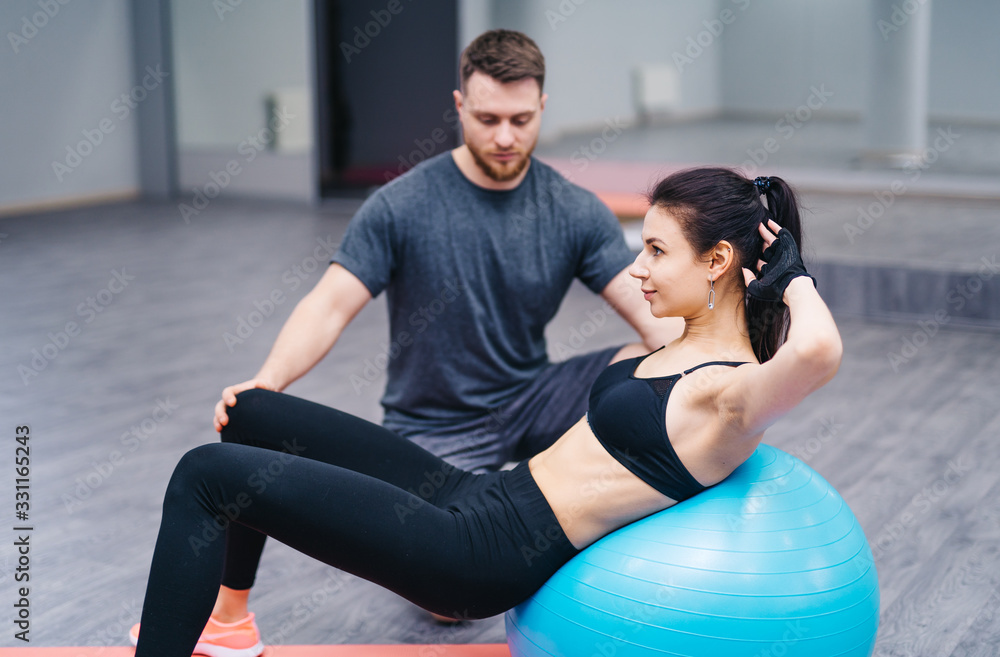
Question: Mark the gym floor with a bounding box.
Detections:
[1,186,999,654]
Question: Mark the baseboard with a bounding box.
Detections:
[812,260,1000,330]
[176,148,316,202]
[0,189,141,219]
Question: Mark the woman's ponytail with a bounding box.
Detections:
[745,175,804,362]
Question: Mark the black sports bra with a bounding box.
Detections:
[586,347,747,501]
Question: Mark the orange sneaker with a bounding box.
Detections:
[129,612,264,657]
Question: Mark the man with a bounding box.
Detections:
[214,29,679,472]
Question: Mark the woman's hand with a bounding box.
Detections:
[723,220,841,441]
[742,218,815,302]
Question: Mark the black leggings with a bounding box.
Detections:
[134,389,578,657]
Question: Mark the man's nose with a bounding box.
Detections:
[495,121,515,148]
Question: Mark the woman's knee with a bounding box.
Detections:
[163,443,232,507]
[221,388,276,444]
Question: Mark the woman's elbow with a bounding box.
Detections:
[795,331,843,385]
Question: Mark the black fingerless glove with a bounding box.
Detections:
[747,228,816,302]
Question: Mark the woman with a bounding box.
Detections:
[131,168,841,657]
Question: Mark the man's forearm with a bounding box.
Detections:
[254,292,347,391]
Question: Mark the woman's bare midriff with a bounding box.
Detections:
[528,415,680,550]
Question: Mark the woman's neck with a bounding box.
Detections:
[674,294,756,362]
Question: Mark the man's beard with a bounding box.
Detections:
[467,142,534,183]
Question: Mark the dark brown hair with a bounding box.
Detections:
[460,29,545,92]
[647,167,805,363]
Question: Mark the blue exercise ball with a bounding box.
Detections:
[506,444,879,657]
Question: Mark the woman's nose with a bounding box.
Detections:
[628,256,647,280]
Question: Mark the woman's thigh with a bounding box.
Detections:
[221,389,477,505]
[170,442,561,619]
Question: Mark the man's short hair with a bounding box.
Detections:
[459,29,545,93]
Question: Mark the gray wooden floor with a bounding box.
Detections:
[1,197,999,654]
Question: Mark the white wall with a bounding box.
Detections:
[170,0,313,149]
[3,0,996,213]
[169,0,314,201]
[458,0,494,61]
[0,0,139,211]
[927,0,1000,123]
[484,0,1000,138]
[720,0,870,117]
[721,0,1000,123]
[488,0,723,140]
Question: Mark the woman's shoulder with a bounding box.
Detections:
[633,343,758,380]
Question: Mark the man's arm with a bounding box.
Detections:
[600,267,684,354]
[213,263,373,431]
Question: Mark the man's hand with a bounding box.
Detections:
[212,264,374,433]
[214,379,278,432]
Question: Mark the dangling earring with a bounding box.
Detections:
[708,279,716,310]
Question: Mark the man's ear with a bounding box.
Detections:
[453,89,463,113]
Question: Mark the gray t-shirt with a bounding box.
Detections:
[332,152,632,428]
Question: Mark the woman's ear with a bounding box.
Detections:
[707,240,736,282]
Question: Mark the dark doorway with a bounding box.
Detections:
[315,0,460,196]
